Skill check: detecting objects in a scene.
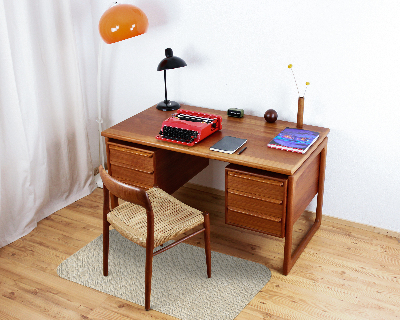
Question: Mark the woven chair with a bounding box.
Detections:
[99,166,211,311]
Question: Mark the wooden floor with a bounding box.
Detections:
[1,184,400,320]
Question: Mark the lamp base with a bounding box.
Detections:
[156,100,180,111]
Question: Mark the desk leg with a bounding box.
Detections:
[283,144,327,275]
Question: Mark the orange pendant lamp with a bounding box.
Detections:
[99,3,148,44]
[95,3,148,188]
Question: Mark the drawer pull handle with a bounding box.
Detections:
[110,145,153,158]
[228,172,283,187]
[228,190,283,205]
[229,207,282,222]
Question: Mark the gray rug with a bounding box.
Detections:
[57,229,271,320]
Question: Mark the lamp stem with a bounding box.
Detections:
[164,69,168,103]
[95,40,106,188]
[96,40,105,170]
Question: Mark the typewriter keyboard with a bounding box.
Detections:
[159,126,199,144]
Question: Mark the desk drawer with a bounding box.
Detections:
[111,164,153,190]
[226,170,285,201]
[109,143,154,173]
[225,164,287,237]
[227,190,283,221]
[226,208,283,236]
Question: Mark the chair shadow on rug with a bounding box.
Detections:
[99,166,211,311]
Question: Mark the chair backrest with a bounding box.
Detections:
[99,165,152,212]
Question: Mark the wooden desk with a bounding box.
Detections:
[102,104,329,275]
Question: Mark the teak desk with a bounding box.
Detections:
[102,104,329,275]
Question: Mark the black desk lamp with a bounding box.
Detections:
[156,48,187,111]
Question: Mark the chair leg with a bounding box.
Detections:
[203,212,212,278]
[145,245,154,311]
[103,219,110,276]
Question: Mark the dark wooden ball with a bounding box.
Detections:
[264,109,278,123]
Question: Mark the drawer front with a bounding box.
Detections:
[226,208,283,237]
[226,170,285,201]
[111,164,154,190]
[109,144,154,173]
[227,191,284,221]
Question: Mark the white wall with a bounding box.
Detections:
[79,0,400,233]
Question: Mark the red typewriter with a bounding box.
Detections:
[156,109,222,146]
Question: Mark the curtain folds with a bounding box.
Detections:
[0,0,96,247]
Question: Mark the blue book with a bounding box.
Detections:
[267,127,319,154]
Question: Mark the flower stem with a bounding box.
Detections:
[290,68,299,96]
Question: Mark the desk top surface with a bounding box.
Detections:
[102,104,330,175]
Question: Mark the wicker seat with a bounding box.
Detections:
[99,166,211,311]
[108,187,205,248]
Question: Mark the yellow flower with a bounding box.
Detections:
[288,64,293,68]
[306,82,310,85]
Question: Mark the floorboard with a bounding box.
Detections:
[0,185,399,319]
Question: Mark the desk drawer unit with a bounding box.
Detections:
[106,139,209,194]
[108,143,155,190]
[225,164,288,237]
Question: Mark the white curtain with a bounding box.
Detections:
[0,0,96,247]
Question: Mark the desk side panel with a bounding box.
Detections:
[290,139,327,222]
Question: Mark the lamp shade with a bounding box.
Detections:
[99,4,148,44]
[157,48,187,71]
